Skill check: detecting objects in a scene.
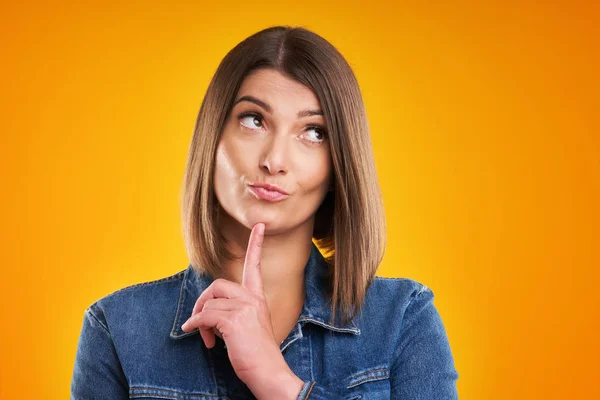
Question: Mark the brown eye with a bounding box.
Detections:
[303,126,327,144]
[239,113,263,129]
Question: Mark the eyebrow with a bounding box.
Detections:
[233,95,324,118]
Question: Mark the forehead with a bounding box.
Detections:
[236,69,322,110]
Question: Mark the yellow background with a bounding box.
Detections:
[1,1,598,399]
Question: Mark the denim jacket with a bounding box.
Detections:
[71,243,459,399]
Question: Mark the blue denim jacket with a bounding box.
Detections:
[71,243,459,399]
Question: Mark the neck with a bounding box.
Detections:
[214,211,314,321]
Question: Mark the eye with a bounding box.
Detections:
[238,112,264,130]
[303,126,328,144]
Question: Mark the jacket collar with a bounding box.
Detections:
[170,242,360,340]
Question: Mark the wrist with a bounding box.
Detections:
[251,366,304,400]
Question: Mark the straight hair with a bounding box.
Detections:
[181,25,386,325]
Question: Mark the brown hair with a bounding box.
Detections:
[180,25,386,325]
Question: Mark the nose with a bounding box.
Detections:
[259,130,289,175]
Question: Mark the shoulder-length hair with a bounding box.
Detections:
[180,25,386,325]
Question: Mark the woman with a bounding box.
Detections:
[71,25,459,399]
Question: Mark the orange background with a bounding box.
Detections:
[1,1,598,399]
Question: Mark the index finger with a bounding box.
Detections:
[241,222,265,294]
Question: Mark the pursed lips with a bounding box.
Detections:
[248,182,289,195]
[248,184,290,201]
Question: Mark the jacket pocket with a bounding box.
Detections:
[345,365,390,400]
[129,386,225,400]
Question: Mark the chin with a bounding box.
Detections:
[242,211,279,231]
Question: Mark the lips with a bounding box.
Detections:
[248,182,289,195]
[248,183,290,201]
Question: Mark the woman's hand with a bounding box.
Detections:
[181,223,303,400]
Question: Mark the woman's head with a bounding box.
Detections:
[213,67,333,237]
[181,26,386,324]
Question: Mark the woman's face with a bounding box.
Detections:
[214,68,332,235]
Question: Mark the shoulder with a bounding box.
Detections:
[92,268,186,307]
[369,276,429,299]
[367,278,458,388]
[84,268,187,331]
[365,276,431,311]
[355,276,435,333]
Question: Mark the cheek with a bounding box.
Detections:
[214,145,235,181]
[213,144,241,201]
[296,153,332,194]
[213,138,258,201]
[215,133,252,177]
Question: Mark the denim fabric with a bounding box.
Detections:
[71,243,459,399]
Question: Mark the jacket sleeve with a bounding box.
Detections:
[390,284,459,399]
[295,380,340,399]
[70,304,129,400]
